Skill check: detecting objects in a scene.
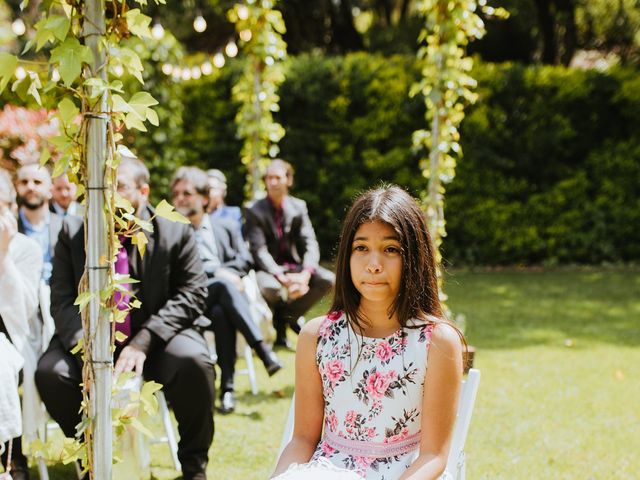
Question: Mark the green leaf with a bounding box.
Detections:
[39,148,51,166]
[70,338,83,355]
[155,200,189,224]
[129,418,155,438]
[132,230,148,258]
[34,15,71,51]
[0,53,17,93]
[74,291,95,311]
[115,331,128,343]
[57,97,79,126]
[50,37,93,86]
[124,9,152,38]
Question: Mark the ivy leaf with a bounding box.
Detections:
[132,230,149,258]
[39,148,51,167]
[114,331,128,343]
[70,338,83,355]
[155,199,189,224]
[74,291,95,311]
[118,47,144,84]
[57,97,79,126]
[124,9,152,38]
[34,15,71,51]
[0,53,17,93]
[50,38,93,86]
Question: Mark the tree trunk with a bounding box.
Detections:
[535,0,558,64]
[557,0,577,66]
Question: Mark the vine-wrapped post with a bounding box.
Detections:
[411,0,507,311]
[228,0,287,199]
[83,0,112,477]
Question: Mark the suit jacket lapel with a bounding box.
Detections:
[282,197,294,236]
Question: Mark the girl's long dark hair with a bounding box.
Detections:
[330,185,443,331]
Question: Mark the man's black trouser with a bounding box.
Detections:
[205,277,263,394]
[35,329,215,477]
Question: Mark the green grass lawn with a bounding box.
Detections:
[34,268,640,479]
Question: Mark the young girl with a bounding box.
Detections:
[272,185,464,480]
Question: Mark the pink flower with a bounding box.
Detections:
[367,427,376,438]
[422,324,434,342]
[326,412,338,432]
[325,359,344,385]
[365,370,394,398]
[321,442,336,456]
[326,310,342,321]
[355,456,373,470]
[318,320,332,337]
[345,410,358,426]
[384,427,410,444]
[375,341,393,362]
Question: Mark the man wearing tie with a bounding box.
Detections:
[35,154,215,480]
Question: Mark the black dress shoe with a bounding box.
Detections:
[263,351,283,377]
[273,337,294,351]
[219,391,235,414]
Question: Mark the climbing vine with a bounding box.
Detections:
[412,0,507,307]
[0,0,187,477]
[228,0,287,198]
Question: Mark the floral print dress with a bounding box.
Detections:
[310,311,449,480]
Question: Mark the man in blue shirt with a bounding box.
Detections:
[15,164,62,285]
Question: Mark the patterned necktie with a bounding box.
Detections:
[114,237,131,345]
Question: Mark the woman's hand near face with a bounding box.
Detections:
[0,209,17,257]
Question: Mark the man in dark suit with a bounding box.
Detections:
[245,159,335,348]
[15,163,63,285]
[35,155,215,480]
[171,166,282,414]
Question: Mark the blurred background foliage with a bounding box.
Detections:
[0,0,638,266]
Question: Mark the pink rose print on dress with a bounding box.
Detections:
[355,455,374,470]
[321,442,336,456]
[375,341,393,362]
[326,412,338,432]
[345,410,358,426]
[325,359,345,386]
[319,320,332,338]
[327,310,342,321]
[365,370,398,398]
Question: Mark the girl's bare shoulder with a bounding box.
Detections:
[300,316,327,339]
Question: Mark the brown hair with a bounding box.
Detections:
[330,185,443,330]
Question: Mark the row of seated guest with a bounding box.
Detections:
[0,155,334,480]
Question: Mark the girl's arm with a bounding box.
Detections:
[399,323,463,480]
[271,316,325,477]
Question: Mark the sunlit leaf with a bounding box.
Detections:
[155,199,189,224]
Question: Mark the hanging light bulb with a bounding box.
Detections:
[161,63,173,75]
[15,66,26,80]
[191,66,202,79]
[201,61,213,76]
[193,14,207,33]
[51,68,60,82]
[225,41,238,58]
[12,18,26,36]
[151,21,165,40]
[237,5,249,20]
[113,64,124,77]
[172,67,182,81]
[239,29,252,42]
[182,69,193,81]
[213,53,225,68]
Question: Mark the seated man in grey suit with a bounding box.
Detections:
[36,155,215,480]
[171,166,282,414]
[245,159,335,348]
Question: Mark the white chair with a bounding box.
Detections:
[277,368,481,480]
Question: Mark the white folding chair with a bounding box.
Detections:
[277,368,481,480]
[445,368,481,480]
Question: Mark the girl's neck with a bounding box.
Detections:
[356,300,401,338]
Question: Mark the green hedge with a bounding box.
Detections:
[159,54,639,265]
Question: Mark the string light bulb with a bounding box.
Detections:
[191,66,202,79]
[237,5,249,20]
[51,68,60,82]
[201,62,213,75]
[239,29,252,42]
[151,21,165,40]
[113,64,124,77]
[213,53,225,68]
[11,18,26,36]
[161,63,173,75]
[225,41,238,58]
[193,14,207,33]
[15,66,26,80]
